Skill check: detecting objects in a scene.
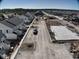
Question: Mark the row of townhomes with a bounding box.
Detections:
[0,12,34,59]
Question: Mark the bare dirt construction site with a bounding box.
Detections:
[0,9,79,59]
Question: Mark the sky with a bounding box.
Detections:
[0,0,79,10]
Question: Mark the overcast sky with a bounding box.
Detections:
[0,0,79,10]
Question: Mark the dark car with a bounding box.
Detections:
[33,29,38,35]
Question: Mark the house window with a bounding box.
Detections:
[6,30,8,33]
[0,30,2,33]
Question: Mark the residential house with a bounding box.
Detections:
[0,23,13,34]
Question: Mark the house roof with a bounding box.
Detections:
[0,23,13,30]
[5,33,17,40]
[1,16,24,28]
[35,11,44,16]
[1,20,15,28]
[8,17,24,26]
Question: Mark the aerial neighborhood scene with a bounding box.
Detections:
[0,0,79,59]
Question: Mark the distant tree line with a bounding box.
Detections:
[0,8,79,15]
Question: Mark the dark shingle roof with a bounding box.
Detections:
[1,20,15,28]
[7,17,24,26]
[1,16,24,28]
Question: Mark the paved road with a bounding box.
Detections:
[15,19,73,59]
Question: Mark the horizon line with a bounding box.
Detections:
[0,8,79,11]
